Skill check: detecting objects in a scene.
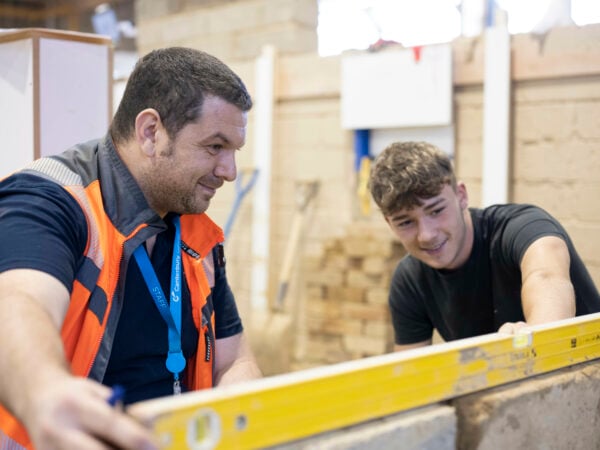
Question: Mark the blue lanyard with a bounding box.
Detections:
[133,215,185,395]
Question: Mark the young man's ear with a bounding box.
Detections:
[135,108,162,157]
[456,182,469,210]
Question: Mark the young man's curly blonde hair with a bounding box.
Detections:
[368,141,456,217]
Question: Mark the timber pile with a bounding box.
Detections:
[295,222,405,370]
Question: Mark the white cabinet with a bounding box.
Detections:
[0,28,112,177]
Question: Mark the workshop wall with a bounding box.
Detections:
[133,0,600,370]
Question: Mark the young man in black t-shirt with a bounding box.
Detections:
[368,141,600,351]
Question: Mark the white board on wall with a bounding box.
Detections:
[0,38,35,175]
[39,38,110,157]
[341,44,453,130]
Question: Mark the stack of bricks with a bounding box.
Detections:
[295,222,405,370]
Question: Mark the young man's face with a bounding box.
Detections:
[385,183,472,270]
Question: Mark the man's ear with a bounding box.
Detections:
[135,108,162,157]
[456,182,469,210]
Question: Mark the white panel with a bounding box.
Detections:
[39,38,109,157]
[0,38,34,177]
[481,25,511,207]
[370,126,455,159]
[341,44,453,130]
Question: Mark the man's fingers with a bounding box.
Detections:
[498,321,528,335]
[82,405,159,450]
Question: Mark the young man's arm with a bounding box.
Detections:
[0,269,158,450]
[498,235,576,334]
[394,339,432,352]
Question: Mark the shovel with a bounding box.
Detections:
[249,180,320,376]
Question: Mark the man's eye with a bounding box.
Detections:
[431,207,444,216]
[396,220,412,228]
[208,144,223,152]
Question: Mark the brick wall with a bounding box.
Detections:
[133,1,600,371]
[135,0,317,61]
[294,222,404,371]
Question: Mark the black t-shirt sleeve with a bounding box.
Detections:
[499,206,566,266]
[211,245,243,339]
[389,258,434,345]
[0,173,88,291]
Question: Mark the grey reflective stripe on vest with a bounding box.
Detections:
[23,158,106,323]
[202,253,216,288]
[0,431,26,450]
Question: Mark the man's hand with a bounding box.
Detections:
[25,376,159,450]
[497,321,528,335]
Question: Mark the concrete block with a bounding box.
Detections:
[514,77,600,103]
[233,25,317,61]
[519,140,600,181]
[514,102,577,142]
[558,223,600,265]
[454,359,600,450]
[512,181,600,223]
[262,0,318,28]
[573,101,600,139]
[278,53,341,99]
[454,103,484,142]
[271,405,456,450]
[135,0,181,22]
[454,141,482,179]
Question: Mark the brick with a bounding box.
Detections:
[322,254,349,271]
[342,334,387,357]
[364,321,392,339]
[304,269,344,287]
[366,287,390,305]
[341,302,390,322]
[363,256,387,275]
[305,285,325,300]
[346,269,388,289]
[306,299,342,320]
[327,286,365,303]
[304,336,349,363]
[307,317,363,336]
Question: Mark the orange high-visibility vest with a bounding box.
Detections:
[0,137,223,449]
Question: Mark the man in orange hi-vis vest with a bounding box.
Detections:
[0,47,262,450]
